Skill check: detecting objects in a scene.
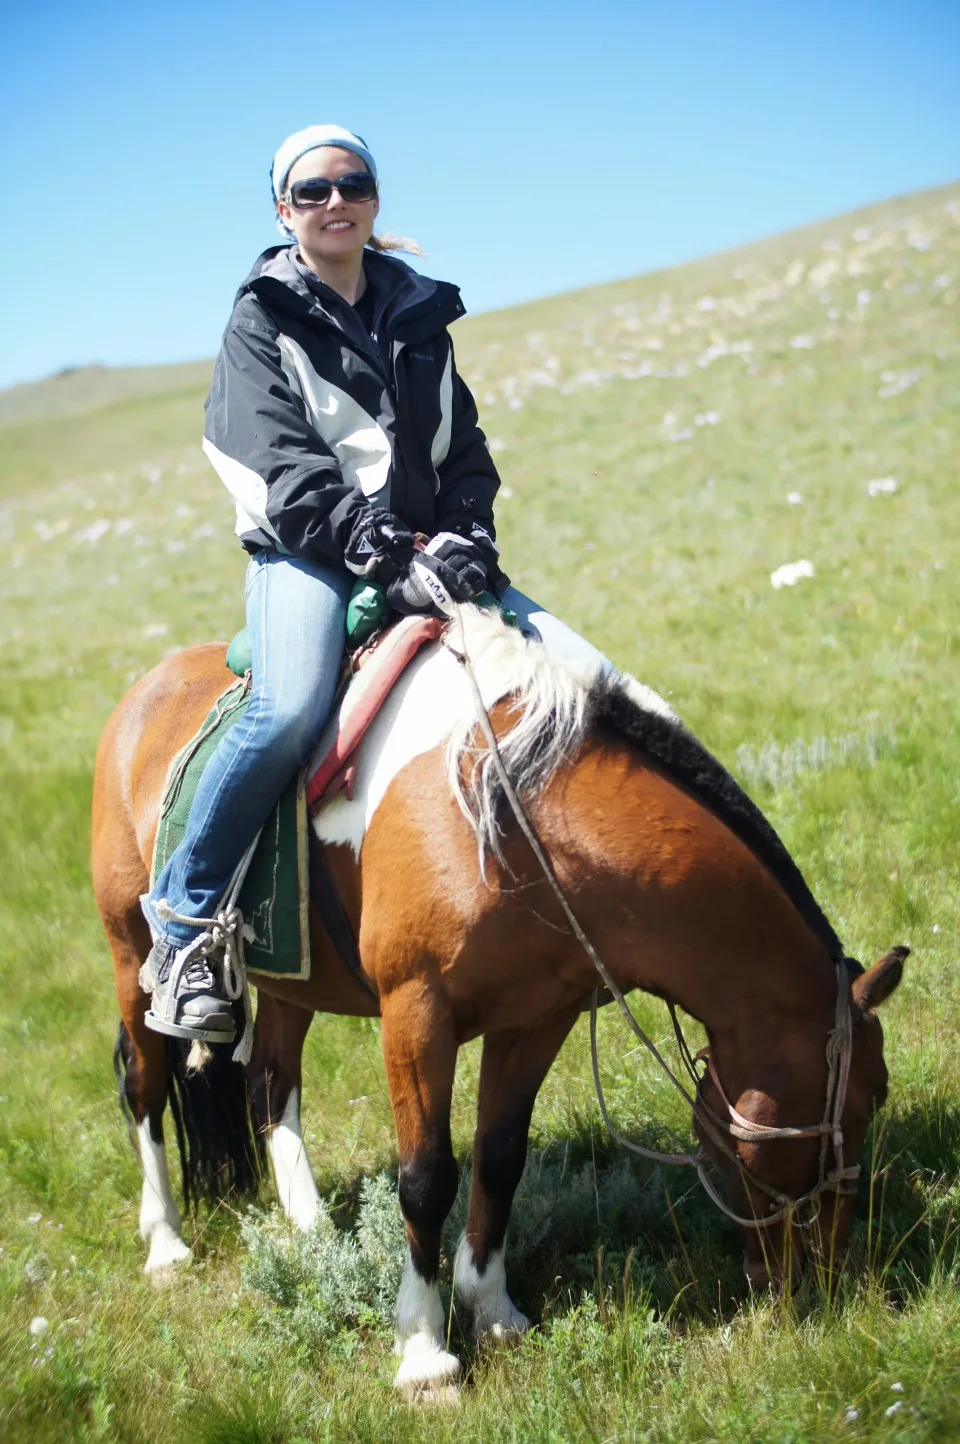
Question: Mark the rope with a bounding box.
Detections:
[588,994,700,1168]
[451,608,856,1232]
[153,829,262,1066]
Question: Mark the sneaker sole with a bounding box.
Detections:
[144,1010,236,1044]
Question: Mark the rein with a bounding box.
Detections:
[452,613,859,1231]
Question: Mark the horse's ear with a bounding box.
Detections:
[852,946,909,1012]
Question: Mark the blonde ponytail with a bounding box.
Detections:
[367,231,424,257]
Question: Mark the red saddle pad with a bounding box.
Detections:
[306,615,445,814]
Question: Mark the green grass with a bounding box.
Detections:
[1,182,959,1440]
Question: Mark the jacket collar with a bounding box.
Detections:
[239,245,465,340]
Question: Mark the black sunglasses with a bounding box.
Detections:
[285,172,378,209]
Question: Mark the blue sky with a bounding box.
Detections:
[1,0,957,390]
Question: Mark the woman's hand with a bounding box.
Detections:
[385,533,489,619]
[385,553,463,619]
[423,532,490,599]
[344,512,415,583]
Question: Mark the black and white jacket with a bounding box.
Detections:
[203,245,502,569]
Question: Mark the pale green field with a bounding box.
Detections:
[1,184,959,1441]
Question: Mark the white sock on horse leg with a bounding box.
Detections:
[393,1248,461,1395]
[265,1087,321,1230]
[137,1120,190,1272]
[453,1237,530,1340]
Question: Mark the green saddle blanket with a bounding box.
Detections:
[150,677,310,979]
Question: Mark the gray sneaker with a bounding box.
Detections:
[141,932,237,1043]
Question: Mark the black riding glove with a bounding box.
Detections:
[386,530,506,619]
[423,531,491,601]
[343,511,415,586]
[386,551,467,620]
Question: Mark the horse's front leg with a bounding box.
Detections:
[247,992,320,1230]
[454,1007,580,1342]
[380,984,461,1400]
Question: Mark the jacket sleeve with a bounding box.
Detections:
[203,313,371,566]
[433,353,502,544]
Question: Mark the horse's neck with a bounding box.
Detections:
[555,731,838,1058]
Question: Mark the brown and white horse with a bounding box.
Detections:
[92,608,904,1397]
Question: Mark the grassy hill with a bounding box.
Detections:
[0,359,214,431]
[1,183,959,1440]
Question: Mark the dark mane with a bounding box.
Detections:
[591,676,847,966]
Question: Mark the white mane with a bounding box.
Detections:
[442,606,678,868]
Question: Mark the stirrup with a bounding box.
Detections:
[143,932,237,1044]
[144,1009,236,1045]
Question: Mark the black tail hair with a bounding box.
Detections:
[164,1037,264,1210]
[113,1022,137,1143]
[113,1020,264,1210]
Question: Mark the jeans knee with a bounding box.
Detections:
[246,697,323,771]
[272,708,317,765]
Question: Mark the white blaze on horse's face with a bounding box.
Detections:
[277,147,379,266]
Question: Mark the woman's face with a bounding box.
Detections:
[277,146,379,262]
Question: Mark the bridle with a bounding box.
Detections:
[588,960,858,1230]
[453,617,859,1232]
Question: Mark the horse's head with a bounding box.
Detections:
[694,945,907,1290]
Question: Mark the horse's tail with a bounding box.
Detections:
[164,1038,264,1210]
[113,1021,263,1210]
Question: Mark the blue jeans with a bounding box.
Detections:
[504,587,613,676]
[145,552,354,945]
[144,556,611,946]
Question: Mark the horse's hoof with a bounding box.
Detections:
[401,1380,461,1406]
[144,1228,191,1278]
[395,1333,461,1402]
[475,1311,531,1347]
[454,1243,529,1347]
[146,1263,184,1289]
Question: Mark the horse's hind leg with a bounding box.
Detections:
[246,992,320,1229]
[454,1007,580,1341]
[111,913,191,1273]
[380,985,461,1399]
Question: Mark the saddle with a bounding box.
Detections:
[306,614,445,810]
[225,609,445,810]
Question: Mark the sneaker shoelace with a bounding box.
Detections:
[181,955,217,994]
[153,901,255,1064]
[153,831,262,1066]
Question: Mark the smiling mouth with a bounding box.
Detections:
[323,220,354,231]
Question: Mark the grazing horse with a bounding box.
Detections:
[92,607,904,1398]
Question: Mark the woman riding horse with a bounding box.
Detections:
[140,124,606,1043]
[97,126,906,1400]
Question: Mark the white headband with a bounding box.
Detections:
[271,124,377,202]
